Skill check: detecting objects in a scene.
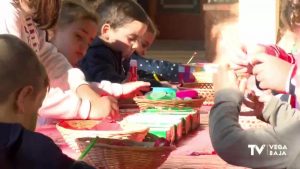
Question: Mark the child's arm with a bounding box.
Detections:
[39,32,119,119]
[90,81,150,99]
[39,86,119,120]
[76,84,119,119]
[259,96,300,126]
[210,65,299,168]
[243,78,300,127]
[40,43,119,119]
[210,89,299,168]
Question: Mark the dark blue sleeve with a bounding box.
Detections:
[17,131,75,169]
[132,54,179,82]
[79,47,126,83]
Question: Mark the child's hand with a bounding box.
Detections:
[229,44,266,74]
[242,75,272,116]
[250,53,294,92]
[213,64,246,92]
[89,95,119,120]
[121,81,150,98]
[229,51,249,73]
[243,91,265,117]
[76,84,120,120]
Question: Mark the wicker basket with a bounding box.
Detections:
[179,83,214,106]
[192,72,213,83]
[56,120,149,151]
[239,116,270,129]
[133,96,205,110]
[76,137,175,169]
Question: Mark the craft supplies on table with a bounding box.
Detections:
[56,119,149,151]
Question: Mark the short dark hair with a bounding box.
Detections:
[56,0,98,29]
[0,34,48,103]
[95,0,149,30]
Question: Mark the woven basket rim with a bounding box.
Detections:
[179,82,213,87]
[133,95,205,103]
[56,120,150,137]
[76,137,176,152]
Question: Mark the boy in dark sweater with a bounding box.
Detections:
[79,0,148,83]
[0,34,94,169]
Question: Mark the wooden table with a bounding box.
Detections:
[36,106,248,169]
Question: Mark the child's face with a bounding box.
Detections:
[136,31,155,56]
[103,20,147,59]
[53,19,98,66]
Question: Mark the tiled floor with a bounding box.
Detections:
[147,40,208,64]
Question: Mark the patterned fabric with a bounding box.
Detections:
[264,44,295,64]
[131,53,179,82]
[23,17,40,53]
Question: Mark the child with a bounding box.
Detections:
[0,34,94,169]
[132,17,180,86]
[0,0,119,121]
[79,0,149,83]
[211,18,298,108]
[50,0,99,67]
[278,0,300,54]
[209,64,300,168]
[49,0,150,99]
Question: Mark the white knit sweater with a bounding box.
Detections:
[0,0,123,121]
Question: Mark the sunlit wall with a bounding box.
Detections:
[239,0,280,45]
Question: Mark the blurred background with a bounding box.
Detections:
[136,0,239,63]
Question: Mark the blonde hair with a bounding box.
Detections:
[210,18,240,63]
[57,0,98,29]
[14,0,61,30]
[147,17,159,38]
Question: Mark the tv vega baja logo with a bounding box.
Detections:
[248,144,287,156]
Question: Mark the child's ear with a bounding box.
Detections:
[101,23,111,40]
[16,86,33,113]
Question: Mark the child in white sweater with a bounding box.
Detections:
[50,0,149,98]
[0,0,122,121]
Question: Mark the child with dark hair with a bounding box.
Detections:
[79,0,149,83]
[0,34,94,169]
